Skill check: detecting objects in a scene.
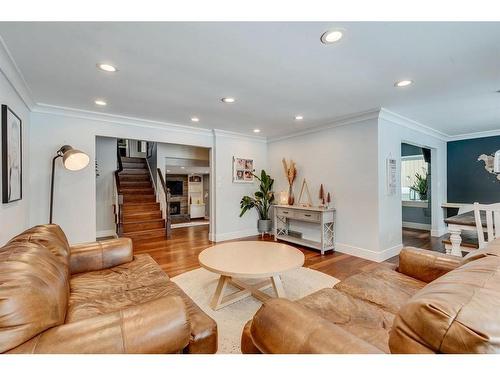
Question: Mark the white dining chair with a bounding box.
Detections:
[473,202,500,249]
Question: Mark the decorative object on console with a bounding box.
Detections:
[327,192,331,208]
[1,104,22,203]
[49,145,90,223]
[233,157,255,183]
[278,191,289,205]
[319,184,325,207]
[239,170,275,235]
[282,158,297,205]
[297,178,313,207]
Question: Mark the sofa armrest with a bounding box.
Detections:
[7,296,190,354]
[69,237,133,274]
[244,299,382,354]
[397,247,462,283]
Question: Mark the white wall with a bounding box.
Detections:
[213,130,268,241]
[0,70,30,245]
[267,116,381,258]
[158,143,209,164]
[29,110,213,243]
[377,110,448,255]
[95,136,117,237]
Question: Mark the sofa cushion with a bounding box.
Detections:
[334,266,426,314]
[0,243,69,353]
[461,238,500,265]
[67,254,217,354]
[389,255,500,353]
[7,224,71,268]
[298,288,395,353]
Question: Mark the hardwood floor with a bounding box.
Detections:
[133,225,448,280]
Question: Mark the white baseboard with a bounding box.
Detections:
[402,221,431,231]
[215,228,260,242]
[431,226,447,237]
[335,242,403,263]
[96,230,117,238]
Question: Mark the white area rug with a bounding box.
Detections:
[171,267,339,353]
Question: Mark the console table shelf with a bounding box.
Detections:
[273,205,335,255]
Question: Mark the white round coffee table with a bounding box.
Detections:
[198,241,305,310]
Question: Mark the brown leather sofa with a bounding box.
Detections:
[0,224,217,354]
[242,240,500,354]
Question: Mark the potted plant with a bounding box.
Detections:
[239,170,275,233]
[411,171,429,200]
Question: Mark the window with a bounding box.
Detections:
[401,155,428,200]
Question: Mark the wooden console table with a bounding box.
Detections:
[274,205,335,255]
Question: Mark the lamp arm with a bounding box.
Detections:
[49,154,63,224]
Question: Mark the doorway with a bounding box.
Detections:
[401,143,432,233]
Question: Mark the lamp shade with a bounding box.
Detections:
[60,145,90,171]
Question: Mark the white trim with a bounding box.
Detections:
[335,242,403,263]
[431,226,448,237]
[96,230,118,238]
[402,221,432,230]
[213,128,267,143]
[214,228,260,242]
[447,128,500,142]
[0,35,36,109]
[267,109,381,143]
[33,103,214,137]
[379,108,449,141]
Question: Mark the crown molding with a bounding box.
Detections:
[213,128,267,143]
[447,128,500,142]
[32,102,215,137]
[379,108,450,141]
[0,35,36,110]
[267,108,381,143]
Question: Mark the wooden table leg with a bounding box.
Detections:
[271,275,286,298]
[448,225,463,257]
[210,275,229,310]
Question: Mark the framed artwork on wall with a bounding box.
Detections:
[233,156,255,183]
[1,105,22,203]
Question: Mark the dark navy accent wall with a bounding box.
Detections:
[447,136,500,204]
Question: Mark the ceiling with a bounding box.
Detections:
[0,22,499,138]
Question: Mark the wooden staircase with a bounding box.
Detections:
[117,157,167,244]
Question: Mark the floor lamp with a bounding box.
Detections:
[50,145,90,224]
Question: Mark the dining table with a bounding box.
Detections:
[444,210,485,256]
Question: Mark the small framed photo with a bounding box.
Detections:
[233,157,255,183]
[2,105,22,203]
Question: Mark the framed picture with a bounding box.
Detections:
[2,105,22,203]
[233,156,255,183]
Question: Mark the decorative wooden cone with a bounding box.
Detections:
[326,192,331,208]
[319,184,325,207]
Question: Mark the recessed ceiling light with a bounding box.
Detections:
[97,63,117,72]
[321,29,344,44]
[253,129,261,133]
[191,117,200,122]
[395,80,413,87]
[295,115,304,121]
[166,169,171,173]
[221,97,235,103]
[94,99,107,106]
[181,166,185,169]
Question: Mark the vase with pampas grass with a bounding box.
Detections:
[282,158,297,205]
